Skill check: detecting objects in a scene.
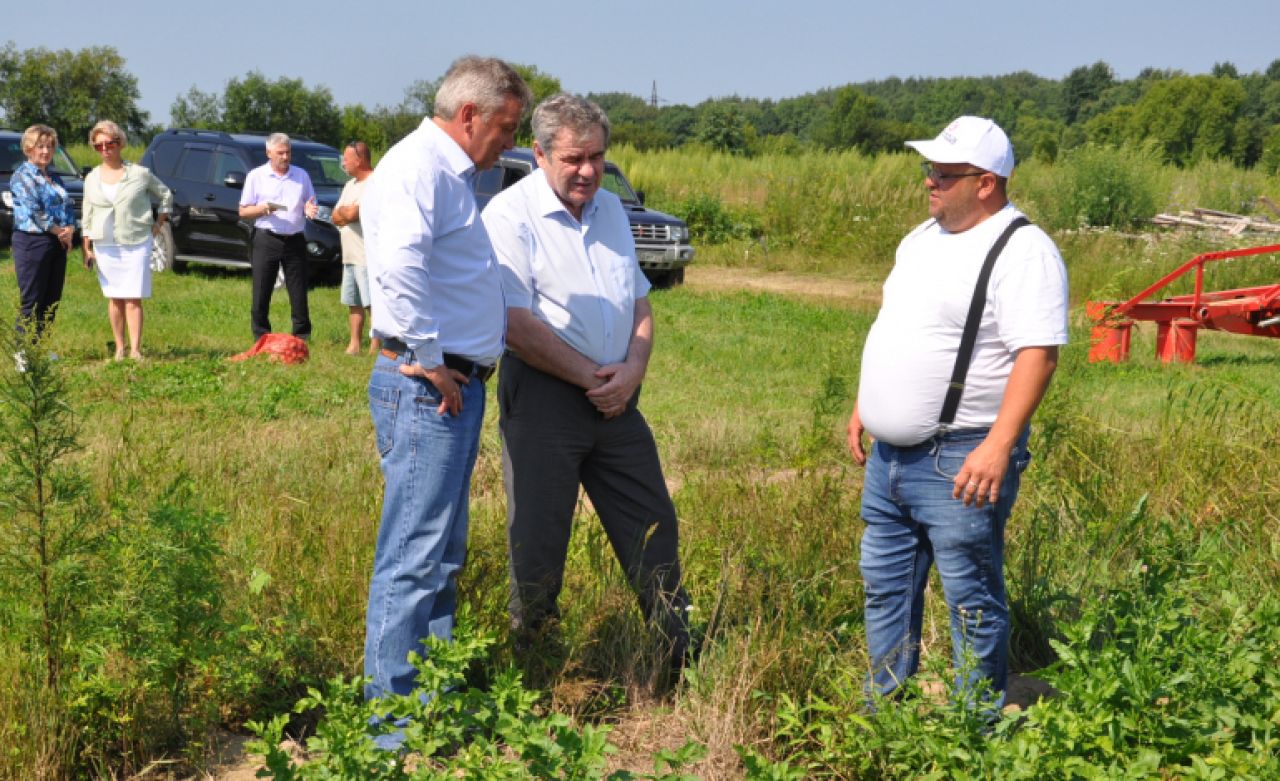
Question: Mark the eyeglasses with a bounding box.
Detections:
[93,140,119,152]
[921,162,984,182]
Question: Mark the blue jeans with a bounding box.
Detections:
[859,427,1031,707]
[364,352,486,701]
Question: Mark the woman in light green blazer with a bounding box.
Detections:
[81,120,172,360]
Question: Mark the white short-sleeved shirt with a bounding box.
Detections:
[239,163,315,235]
[361,118,505,367]
[482,168,650,366]
[857,204,1068,446]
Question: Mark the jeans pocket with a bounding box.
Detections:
[933,441,974,480]
[369,385,399,456]
[1013,445,1032,475]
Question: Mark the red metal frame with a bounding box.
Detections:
[1086,243,1280,363]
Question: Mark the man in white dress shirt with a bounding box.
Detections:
[238,132,318,340]
[359,56,530,724]
[483,94,691,672]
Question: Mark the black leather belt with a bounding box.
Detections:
[262,229,302,239]
[380,338,495,383]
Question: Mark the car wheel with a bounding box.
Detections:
[151,222,178,271]
[650,268,685,289]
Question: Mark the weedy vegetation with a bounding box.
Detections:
[1,146,1278,778]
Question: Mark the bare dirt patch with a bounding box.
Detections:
[682,265,881,311]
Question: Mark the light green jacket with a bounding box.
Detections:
[82,162,173,246]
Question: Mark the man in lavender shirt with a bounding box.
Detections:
[238,132,319,340]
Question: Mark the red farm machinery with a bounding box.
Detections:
[1086,243,1280,364]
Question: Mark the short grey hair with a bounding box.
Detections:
[433,56,531,121]
[265,132,291,150]
[533,94,611,153]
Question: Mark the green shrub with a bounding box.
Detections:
[660,192,762,245]
[248,617,707,780]
[1043,143,1166,229]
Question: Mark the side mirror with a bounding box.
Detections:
[636,189,646,206]
[223,171,246,188]
[80,166,92,177]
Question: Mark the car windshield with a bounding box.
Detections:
[601,165,639,204]
[49,147,80,178]
[0,140,79,177]
[293,148,348,186]
[245,146,349,187]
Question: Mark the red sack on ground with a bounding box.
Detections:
[229,333,309,365]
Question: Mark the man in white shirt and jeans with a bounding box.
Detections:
[483,94,691,672]
[359,57,529,737]
[847,116,1068,710]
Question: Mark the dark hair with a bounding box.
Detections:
[346,140,372,165]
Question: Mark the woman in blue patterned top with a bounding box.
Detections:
[10,124,77,336]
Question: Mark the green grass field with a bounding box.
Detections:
[2,146,1279,778]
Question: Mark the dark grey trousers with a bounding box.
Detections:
[250,230,310,339]
[498,352,689,652]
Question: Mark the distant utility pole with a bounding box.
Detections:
[651,81,658,109]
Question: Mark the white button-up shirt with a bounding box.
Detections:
[362,118,506,367]
[483,168,650,366]
[239,164,315,235]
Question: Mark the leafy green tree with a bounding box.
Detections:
[811,86,894,152]
[693,102,754,154]
[220,71,341,146]
[1083,105,1137,147]
[401,77,439,118]
[0,42,147,143]
[1011,115,1065,162]
[1062,61,1116,124]
[1128,75,1245,164]
[1260,125,1280,174]
[510,63,562,143]
[169,86,221,129]
[1211,61,1240,79]
[609,121,674,150]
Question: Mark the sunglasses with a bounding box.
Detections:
[93,140,120,152]
[920,162,984,182]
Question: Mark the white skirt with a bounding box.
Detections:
[95,237,153,299]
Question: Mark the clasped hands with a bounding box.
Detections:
[586,360,642,419]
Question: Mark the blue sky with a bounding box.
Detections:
[10,0,1279,124]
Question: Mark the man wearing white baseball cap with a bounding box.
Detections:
[846,116,1068,711]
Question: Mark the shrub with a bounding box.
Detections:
[1042,143,1166,229]
[662,193,762,245]
[248,617,707,780]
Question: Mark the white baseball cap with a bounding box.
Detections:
[905,116,1015,178]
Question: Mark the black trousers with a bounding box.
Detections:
[498,352,689,654]
[12,230,67,336]
[250,230,310,339]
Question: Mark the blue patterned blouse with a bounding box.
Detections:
[10,161,76,234]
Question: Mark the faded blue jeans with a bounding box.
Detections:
[859,427,1031,708]
[364,351,486,703]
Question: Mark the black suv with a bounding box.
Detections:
[140,129,344,274]
[1,129,84,245]
[473,148,694,287]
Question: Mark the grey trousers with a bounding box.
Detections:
[498,352,689,653]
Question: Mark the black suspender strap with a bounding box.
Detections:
[938,216,1031,428]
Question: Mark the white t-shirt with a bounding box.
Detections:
[857,204,1068,446]
[336,177,367,266]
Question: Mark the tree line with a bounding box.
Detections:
[3,41,1279,171]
